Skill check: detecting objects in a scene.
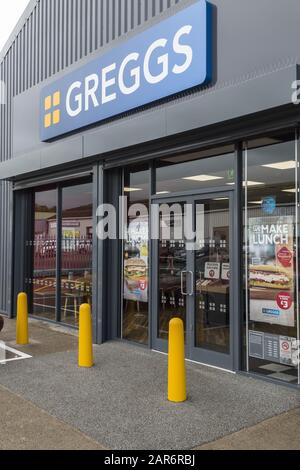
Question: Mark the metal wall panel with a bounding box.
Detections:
[0,0,181,314]
[0,180,12,314]
[1,0,182,163]
[0,0,183,159]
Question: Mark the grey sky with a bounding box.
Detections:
[0,0,31,52]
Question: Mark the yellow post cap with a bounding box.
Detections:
[78,303,94,368]
[168,317,187,403]
[16,292,29,346]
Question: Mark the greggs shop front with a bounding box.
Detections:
[0,0,300,387]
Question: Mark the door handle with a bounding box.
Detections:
[181,271,194,296]
[187,271,194,296]
[197,272,203,294]
[181,271,188,296]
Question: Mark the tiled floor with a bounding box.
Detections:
[258,363,298,384]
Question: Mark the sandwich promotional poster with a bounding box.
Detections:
[124,218,149,303]
[248,216,295,327]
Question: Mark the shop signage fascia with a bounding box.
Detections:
[40,0,212,141]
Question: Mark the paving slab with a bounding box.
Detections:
[0,321,299,450]
[1,317,78,356]
[0,385,104,450]
[196,408,300,450]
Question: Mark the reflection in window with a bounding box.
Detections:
[156,145,235,195]
[32,189,57,321]
[195,199,231,354]
[30,181,93,327]
[122,166,149,345]
[61,183,93,327]
[158,203,186,341]
[244,135,299,385]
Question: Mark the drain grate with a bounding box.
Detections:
[0,341,32,365]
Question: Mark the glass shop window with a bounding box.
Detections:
[30,180,93,327]
[244,133,299,385]
[122,165,150,345]
[155,145,235,195]
[32,188,57,321]
[60,183,93,327]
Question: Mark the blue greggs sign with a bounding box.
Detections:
[40,0,212,141]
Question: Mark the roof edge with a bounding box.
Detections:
[0,0,38,63]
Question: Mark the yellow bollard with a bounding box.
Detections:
[78,303,94,368]
[168,318,187,403]
[16,293,29,345]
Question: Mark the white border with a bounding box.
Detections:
[0,342,32,364]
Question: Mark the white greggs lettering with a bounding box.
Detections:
[66,26,193,117]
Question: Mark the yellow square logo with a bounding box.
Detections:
[43,91,61,128]
[53,109,60,125]
[44,113,52,128]
[44,95,52,111]
[53,91,60,107]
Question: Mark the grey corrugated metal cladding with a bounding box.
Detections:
[0,0,182,315]
[1,0,182,163]
[0,0,183,313]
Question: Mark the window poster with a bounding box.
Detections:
[248,216,295,327]
[124,218,149,303]
[204,262,221,280]
[249,330,297,366]
[221,263,230,281]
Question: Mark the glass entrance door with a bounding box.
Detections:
[157,201,187,342]
[191,195,232,368]
[153,193,233,370]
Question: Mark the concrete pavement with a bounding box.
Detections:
[196,408,300,450]
[0,381,298,450]
[0,318,299,450]
[0,384,104,450]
